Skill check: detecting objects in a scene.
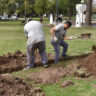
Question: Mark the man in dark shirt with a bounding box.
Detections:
[50,21,72,63]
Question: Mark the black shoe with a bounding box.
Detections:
[62,55,68,57]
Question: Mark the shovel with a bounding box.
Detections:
[72,33,91,40]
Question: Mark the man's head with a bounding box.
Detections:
[64,21,72,29]
[27,19,33,22]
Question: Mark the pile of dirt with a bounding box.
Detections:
[0,49,90,74]
[78,52,96,76]
[92,45,96,51]
[61,80,74,88]
[0,50,54,74]
[0,50,27,74]
[27,53,91,85]
[0,74,45,96]
[28,63,78,85]
[34,52,54,64]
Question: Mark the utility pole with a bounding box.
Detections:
[4,0,6,12]
[81,0,84,26]
[56,0,58,18]
[24,0,27,23]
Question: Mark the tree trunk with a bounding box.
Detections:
[86,0,92,26]
[67,7,72,20]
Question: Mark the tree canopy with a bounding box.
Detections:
[0,0,81,19]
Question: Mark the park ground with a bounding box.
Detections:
[0,19,96,96]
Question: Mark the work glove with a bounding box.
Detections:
[73,37,78,39]
[53,36,58,42]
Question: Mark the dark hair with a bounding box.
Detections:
[65,21,72,27]
[27,19,33,22]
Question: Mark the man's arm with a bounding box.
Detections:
[50,24,61,38]
[50,27,58,42]
[50,27,73,40]
[50,27,56,38]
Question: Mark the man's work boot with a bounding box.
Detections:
[62,55,68,57]
[44,64,49,68]
[23,66,34,70]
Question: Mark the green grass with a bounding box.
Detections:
[0,21,26,55]
[1,20,96,96]
[0,21,96,56]
[42,77,96,96]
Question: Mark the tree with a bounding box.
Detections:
[34,0,50,16]
[0,0,82,18]
[58,0,81,19]
[0,0,9,15]
[7,0,16,16]
[58,0,67,16]
[0,0,17,16]
[49,0,56,20]
[15,0,35,17]
[86,0,92,26]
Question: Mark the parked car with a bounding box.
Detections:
[93,14,96,18]
[10,16,18,21]
[1,16,9,21]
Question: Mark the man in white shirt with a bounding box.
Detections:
[24,19,48,70]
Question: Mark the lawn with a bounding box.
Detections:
[0,20,96,56]
[0,20,96,96]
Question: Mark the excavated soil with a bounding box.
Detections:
[0,50,89,74]
[0,50,54,74]
[78,52,96,76]
[0,51,26,74]
[0,74,45,96]
[28,63,78,85]
[1,48,96,95]
[27,52,96,85]
[92,45,96,51]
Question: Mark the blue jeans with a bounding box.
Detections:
[51,39,68,63]
[27,41,48,67]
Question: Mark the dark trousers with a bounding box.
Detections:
[51,40,68,63]
[27,41,48,67]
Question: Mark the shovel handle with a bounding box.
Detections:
[77,37,82,38]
